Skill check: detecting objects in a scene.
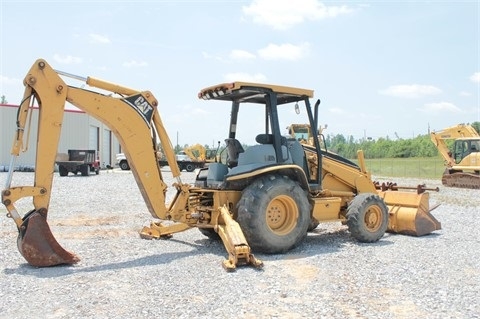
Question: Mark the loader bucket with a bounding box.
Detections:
[378,191,441,236]
[17,210,79,267]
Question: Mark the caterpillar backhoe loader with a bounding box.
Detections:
[2,59,441,271]
[430,124,480,189]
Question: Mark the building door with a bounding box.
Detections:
[89,125,99,160]
[102,129,112,167]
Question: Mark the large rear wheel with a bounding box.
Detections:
[346,193,388,243]
[237,174,310,253]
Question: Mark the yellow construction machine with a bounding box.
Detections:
[183,143,219,163]
[430,124,480,189]
[2,59,441,271]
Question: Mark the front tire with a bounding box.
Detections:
[237,174,310,253]
[346,193,388,243]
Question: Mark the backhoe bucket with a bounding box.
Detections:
[17,210,79,267]
[378,191,441,236]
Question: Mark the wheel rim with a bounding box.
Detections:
[364,205,383,232]
[266,195,298,235]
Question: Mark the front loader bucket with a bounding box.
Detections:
[17,210,79,267]
[378,191,441,236]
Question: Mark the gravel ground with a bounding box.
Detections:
[0,169,478,319]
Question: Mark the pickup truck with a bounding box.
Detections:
[56,149,100,176]
[115,152,205,172]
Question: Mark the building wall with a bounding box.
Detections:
[0,104,121,170]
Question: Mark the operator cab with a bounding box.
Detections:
[453,137,480,164]
[195,82,323,191]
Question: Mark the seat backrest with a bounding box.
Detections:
[287,139,307,173]
[225,138,244,168]
[256,134,274,144]
[238,144,277,166]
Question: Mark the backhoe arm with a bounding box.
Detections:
[2,59,186,266]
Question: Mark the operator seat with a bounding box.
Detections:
[225,138,244,168]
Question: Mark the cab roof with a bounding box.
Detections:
[198,82,314,105]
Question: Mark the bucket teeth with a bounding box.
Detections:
[18,210,79,267]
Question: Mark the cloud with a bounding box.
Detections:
[418,102,462,113]
[191,108,208,115]
[0,75,21,85]
[202,51,226,62]
[230,50,256,60]
[224,72,267,83]
[459,91,471,97]
[328,107,346,115]
[89,33,111,44]
[243,0,352,30]
[53,54,82,64]
[379,84,442,98]
[258,42,310,61]
[470,72,480,83]
[122,60,148,68]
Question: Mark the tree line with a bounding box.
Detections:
[173,122,480,160]
[323,122,480,159]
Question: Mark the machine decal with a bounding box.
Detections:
[124,94,154,126]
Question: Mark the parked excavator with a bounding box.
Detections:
[2,59,441,271]
[430,123,480,189]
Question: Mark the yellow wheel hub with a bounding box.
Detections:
[364,205,383,232]
[266,195,298,235]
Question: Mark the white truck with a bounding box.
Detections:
[115,152,204,172]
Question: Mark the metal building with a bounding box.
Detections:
[0,104,121,171]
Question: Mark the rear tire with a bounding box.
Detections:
[237,174,310,253]
[119,161,130,170]
[59,166,68,177]
[186,163,195,172]
[346,193,388,243]
[80,165,89,176]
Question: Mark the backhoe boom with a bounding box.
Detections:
[2,59,260,270]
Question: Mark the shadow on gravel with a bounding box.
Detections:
[2,238,228,278]
[3,227,402,277]
[258,228,395,263]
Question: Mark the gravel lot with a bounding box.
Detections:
[0,169,478,319]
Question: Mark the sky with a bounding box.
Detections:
[1,0,479,147]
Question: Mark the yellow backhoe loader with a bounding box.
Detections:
[2,59,441,271]
[430,124,480,189]
[183,143,219,163]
